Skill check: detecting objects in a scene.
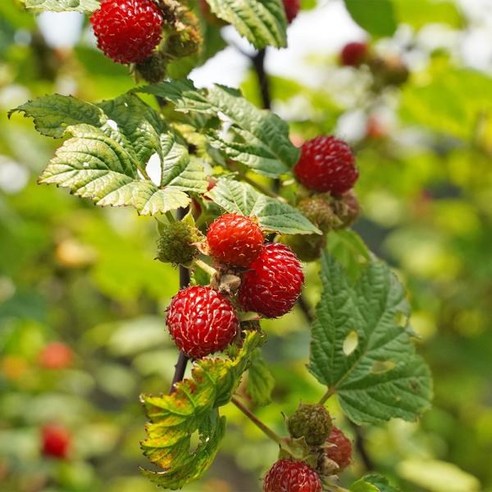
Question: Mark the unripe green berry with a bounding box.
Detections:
[277,234,326,263]
[287,403,333,446]
[298,196,338,233]
[135,52,166,84]
[156,221,201,266]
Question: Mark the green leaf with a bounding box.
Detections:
[400,68,492,141]
[327,229,371,281]
[10,95,104,138]
[397,459,481,492]
[392,0,463,29]
[205,0,287,49]
[309,253,432,424]
[246,349,275,406]
[208,178,321,235]
[12,93,208,215]
[38,124,196,215]
[98,94,165,165]
[351,474,401,492]
[138,80,299,177]
[20,0,99,13]
[344,0,397,37]
[140,330,263,489]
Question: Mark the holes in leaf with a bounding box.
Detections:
[342,330,359,356]
[370,360,396,375]
[395,311,409,328]
[188,430,201,453]
[146,152,161,185]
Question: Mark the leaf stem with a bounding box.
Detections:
[169,207,191,394]
[241,173,284,200]
[318,386,336,405]
[194,259,218,279]
[231,396,282,445]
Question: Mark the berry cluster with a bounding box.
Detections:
[284,134,361,262]
[338,40,410,91]
[164,213,304,359]
[263,404,353,490]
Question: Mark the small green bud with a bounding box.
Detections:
[287,403,332,447]
[277,234,326,263]
[156,221,201,266]
[135,52,167,84]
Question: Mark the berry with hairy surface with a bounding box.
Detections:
[294,135,358,195]
[325,426,352,471]
[207,213,264,268]
[90,0,163,64]
[287,403,333,446]
[263,459,322,492]
[156,220,201,266]
[166,286,239,358]
[238,243,304,318]
[297,195,337,233]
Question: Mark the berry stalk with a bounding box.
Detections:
[169,206,191,394]
[231,396,282,445]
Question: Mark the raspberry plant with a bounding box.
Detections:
[10,0,432,490]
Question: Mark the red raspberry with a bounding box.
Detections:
[325,426,352,471]
[207,213,264,268]
[293,135,358,195]
[283,0,300,24]
[166,286,239,359]
[238,243,304,318]
[90,0,163,64]
[38,342,73,370]
[340,41,368,67]
[264,459,322,492]
[41,424,71,459]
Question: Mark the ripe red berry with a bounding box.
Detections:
[264,459,322,492]
[41,424,71,459]
[340,41,368,67]
[38,342,73,370]
[90,0,163,64]
[293,135,358,195]
[166,286,239,358]
[283,0,300,24]
[325,426,352,471]
[238,243,304,318]
[207,213,264,268]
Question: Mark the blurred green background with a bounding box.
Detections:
[1,1,492,491]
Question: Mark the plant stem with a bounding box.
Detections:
[169,207,191,394]
[231,396,282,445]
[194,259,218,278]
[350,421,375,471]
[297,293,314,324]
[318,386,336,405]
[241,173,284,200]
[251,49,271,110]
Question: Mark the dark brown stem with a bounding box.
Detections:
[297,293,314,324]
[350,421,375,472]
[169,207,190,394]
[251,49,271,110]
